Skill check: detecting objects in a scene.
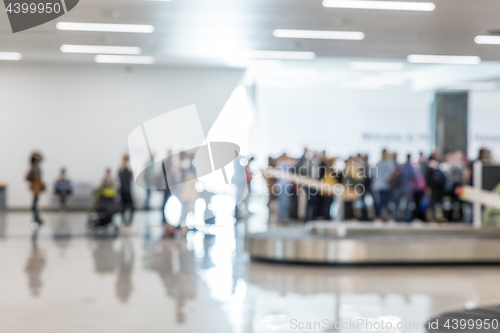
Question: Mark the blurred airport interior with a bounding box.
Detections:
[3,0,500,332]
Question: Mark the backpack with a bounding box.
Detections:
[431,169,447,188]
[389,167,403,188]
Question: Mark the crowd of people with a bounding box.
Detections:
[265,147,496,223]
[26,152,137,229]
[25,150,254,236]
[23,146,497,230]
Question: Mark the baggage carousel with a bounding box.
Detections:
[245,222,500,264]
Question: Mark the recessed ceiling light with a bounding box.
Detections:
[94,55,155,64]
[56,22,154,33]
[407,54,481,65]
[0,52,22,60]
[239,50,316,60]
[350,61,404,71]
[273,29,365,40]
[61,45,142,54]
[323,0,435,11]
[474,35,500,45]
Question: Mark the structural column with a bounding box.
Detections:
[431,92,468,154]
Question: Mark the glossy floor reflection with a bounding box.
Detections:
[1,211,500,333]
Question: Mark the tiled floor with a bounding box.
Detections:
[1,211,500,333]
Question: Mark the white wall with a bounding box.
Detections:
[252,82,500,167]
[0,63,243,208]
[252,84,431,164]
[469,91,500,160]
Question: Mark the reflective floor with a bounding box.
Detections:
[1,211,500,333]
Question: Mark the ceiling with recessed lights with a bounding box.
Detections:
[1,0,500,67]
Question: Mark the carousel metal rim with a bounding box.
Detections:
[245,237,500,264]
[247,228,500,241]
[307,221,500,232]
[245,224,500,264]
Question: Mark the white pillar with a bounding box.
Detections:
[473,160,483,228]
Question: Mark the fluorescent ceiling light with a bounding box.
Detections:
[475,35,500,45]
[239,50,316,60]
[94,55,155,64]
[56,22,154,33]
[61,44,142,54]
[447,82,496,91]
[0,52,22,60]
[350,61,404,71]
[407,54,481,65]
[226,59,283,68]
[273,29,364,40]
[323,0,435,11]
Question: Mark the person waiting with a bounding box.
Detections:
[54,168,73,211]
[26,152,45,225]
[372,149,396,221]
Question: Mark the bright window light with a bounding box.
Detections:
[61,44,142,54]
[475,35,500,45]
[239,50,316,60]
[0,52,22,60]
[322,0,435,11]
[94,55,155,64]
[407,54,481,65]
[273,29,365,40]
[56,22,154,33]
[350,61,404,71]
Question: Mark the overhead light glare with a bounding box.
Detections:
[94,55,155,64]
[322,0,435,11]
[273,29,365,40]
[0,52,22,60]
[56,22,154,33]
[407,54,481,65]
[475,35,500,45]
[61,44,142,54]
[350,61,404,71]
